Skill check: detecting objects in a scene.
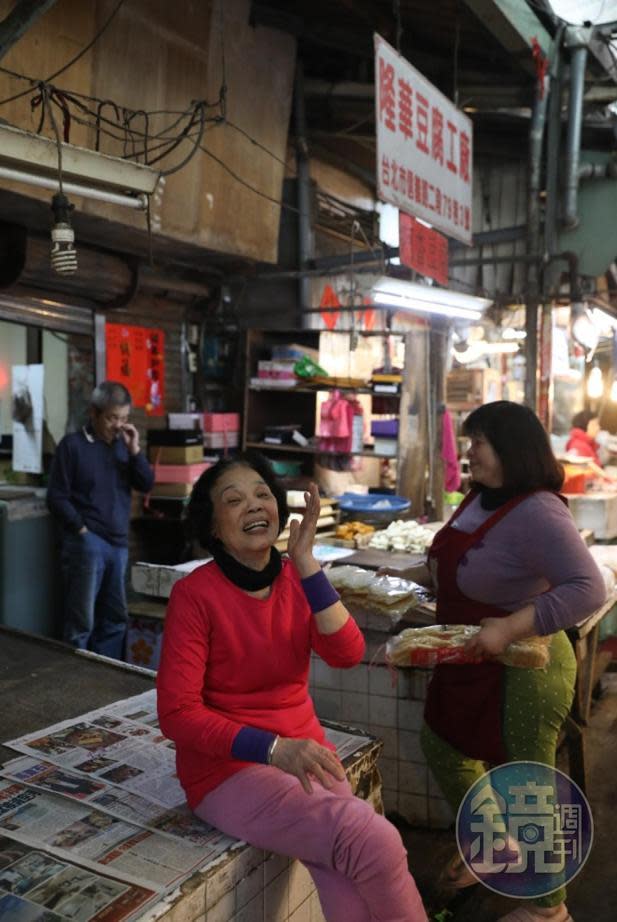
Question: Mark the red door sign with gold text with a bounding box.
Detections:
[105,324,165,416]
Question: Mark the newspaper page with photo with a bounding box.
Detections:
[0,781,227,891]
[4,710,182,810]
[0,757,230,850]
[0,833,157,922]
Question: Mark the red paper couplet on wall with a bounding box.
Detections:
[399,211,449,285]
[105,323,165,416]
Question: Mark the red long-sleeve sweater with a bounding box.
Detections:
[566,427,601,465]
[157,558,365,808]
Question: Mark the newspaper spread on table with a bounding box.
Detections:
[0,689,372,922]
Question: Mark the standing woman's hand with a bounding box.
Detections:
[286,482,321,576]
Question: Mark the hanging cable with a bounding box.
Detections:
[217,0,228,121]
[0,0,127,108]
[393,0,403,52]
[155,102,206,175]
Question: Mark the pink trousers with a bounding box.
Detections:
[194,766,427,922]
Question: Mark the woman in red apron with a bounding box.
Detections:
[392,402,605,922]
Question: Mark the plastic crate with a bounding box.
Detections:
[337,492,411,525]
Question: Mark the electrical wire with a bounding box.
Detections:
[43,85,63,193]
[198,141,301,214]
[0,0,127,107]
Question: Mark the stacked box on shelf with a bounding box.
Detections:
[148,428,209,497]
[169,412,240,451]
[371,418,399,457]
[203,412,240,451]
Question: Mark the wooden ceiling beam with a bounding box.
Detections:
[462,0,553,75]
[0,0,58,60]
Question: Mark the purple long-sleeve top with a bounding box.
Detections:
[442,491,607,635]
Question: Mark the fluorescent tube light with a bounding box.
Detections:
[371,276,492,321]
[0,165,147,210]
[0,123,159,196]
[453,341,518,363]
[587,365,604,399]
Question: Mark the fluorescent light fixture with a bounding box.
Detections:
[571,308,599,353]
[453,341,518,363]
[546,1,617,26]
[587,365,604,399]
[0,123,159,204]
[591,307,617,332]
[501,327,526,340]
[371,276,492,321]
[0,164,148,209]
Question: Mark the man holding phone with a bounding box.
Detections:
[47,380,154,659]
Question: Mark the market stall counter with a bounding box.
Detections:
[312,562,617,825]
[0,627,383,922]
[563,491,617,540]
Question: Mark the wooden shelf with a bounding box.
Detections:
[250,383,374,395]
[246,441,396,460]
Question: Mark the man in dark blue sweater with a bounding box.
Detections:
[47,381,154,659]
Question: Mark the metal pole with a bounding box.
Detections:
[293,61,313,327]
[525,72,550,411]
[563,34,589,229]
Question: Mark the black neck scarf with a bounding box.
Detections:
[209,539,282,591]
[477,484,521,511]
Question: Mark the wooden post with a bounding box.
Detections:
[397,328,428,517]
[429,322,447,522]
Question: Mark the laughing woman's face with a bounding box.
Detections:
[210,464,280,568]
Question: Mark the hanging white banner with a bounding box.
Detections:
[11,364,44,474]
[374,33,473,245]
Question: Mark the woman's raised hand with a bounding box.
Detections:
[270,737,346,794]
[286,482,321,573]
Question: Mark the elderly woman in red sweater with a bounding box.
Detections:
[157,451,427,922]
[566,409,601,464]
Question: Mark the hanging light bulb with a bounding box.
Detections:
[50,192,77,275]
[587,365,604,399]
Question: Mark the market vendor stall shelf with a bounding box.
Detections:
[564,491,617,540]
[0,626,384,922]
[564,593,617,794]
[335,548,426,572]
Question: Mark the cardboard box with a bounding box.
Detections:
[446,368,502,409]
[148,444,204,464]
[150,482,194,497]
[131,559,209,598]
[167,413,203,430]
[147,429,202,447]
[203,413,240,432]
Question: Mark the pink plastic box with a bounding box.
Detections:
[203,431,239,449]
[203,413,240,432]
[153,462,210,484]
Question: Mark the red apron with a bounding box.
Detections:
[424,490,533,765]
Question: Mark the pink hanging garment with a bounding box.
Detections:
[442,408,461,491]
[318,390,352,452]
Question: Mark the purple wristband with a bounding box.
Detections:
[300,569,340,614]
[231,727,276,764]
